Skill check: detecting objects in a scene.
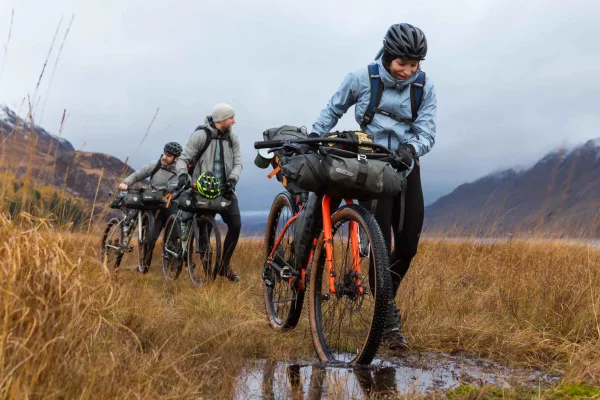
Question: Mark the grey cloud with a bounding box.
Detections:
[0,0,598,208]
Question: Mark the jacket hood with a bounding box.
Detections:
[376,56,419,90]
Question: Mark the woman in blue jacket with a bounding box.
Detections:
[312,23,437,350]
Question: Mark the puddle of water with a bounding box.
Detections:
[234,352,560,399]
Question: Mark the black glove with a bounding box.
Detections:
[177,173,190,189]
[390,144,416,171]
[223,178,236,194]
[221,179,236,200]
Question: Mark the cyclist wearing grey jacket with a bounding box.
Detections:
[119,142,183,270]
[175,103,243,282]
[120,161,178,191]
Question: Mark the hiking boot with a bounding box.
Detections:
[382,329,409,351]
[382,302,409,351]
[219,265,241,282]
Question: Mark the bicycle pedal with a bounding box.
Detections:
[280,266,293,280]
[321,293,331,301]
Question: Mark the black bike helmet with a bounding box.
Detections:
[164,142,183,157]
[383,23,427,61]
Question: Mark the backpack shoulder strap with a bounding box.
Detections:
[148,157,163,181]
[410,71,426,121]
[199,127,213,156]
[187,127,213,176]
[360,63,384,131]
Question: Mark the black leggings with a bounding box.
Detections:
[362,161,424,297]
[218,194,242,269]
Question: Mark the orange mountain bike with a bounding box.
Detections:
[255,136,398,365]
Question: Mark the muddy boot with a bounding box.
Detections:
[219,265,240,282]
[382,301,409,351]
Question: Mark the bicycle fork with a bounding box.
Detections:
[322,196,363,296]
[137,211,144,244]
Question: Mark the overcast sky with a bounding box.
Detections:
[0,0,598,209]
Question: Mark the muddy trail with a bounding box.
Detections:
[234,352,560,399]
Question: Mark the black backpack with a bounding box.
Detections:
[186,126,233,176]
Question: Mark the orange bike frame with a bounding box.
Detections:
[269,212,302,261]
[266,195,365,295]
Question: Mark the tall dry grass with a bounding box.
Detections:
[398,239,600,383]
[2,113,600,396]
[4,201,600,398]
[0,214,314,398]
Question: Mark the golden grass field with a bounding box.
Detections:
[3,208,600,399]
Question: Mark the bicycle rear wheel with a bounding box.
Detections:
[187,215,221,286]
[308,204,391,365]
[263,191,303,331]
[100,218,125,269]
[162,215,183,280]
[137,211,154,274]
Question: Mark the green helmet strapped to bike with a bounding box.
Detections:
[196,172,221,199]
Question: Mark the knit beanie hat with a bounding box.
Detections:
[212,103,235,122]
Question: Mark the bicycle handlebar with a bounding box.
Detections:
[169,186,187,202]
[253,137,393,154]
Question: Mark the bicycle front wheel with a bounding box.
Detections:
[263,191,303,331]
[187,215,222,286]
[308,204,391,365]
[100,218,125,269]
[162,215,184,280]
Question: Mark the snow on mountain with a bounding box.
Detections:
[0,104,74,152]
